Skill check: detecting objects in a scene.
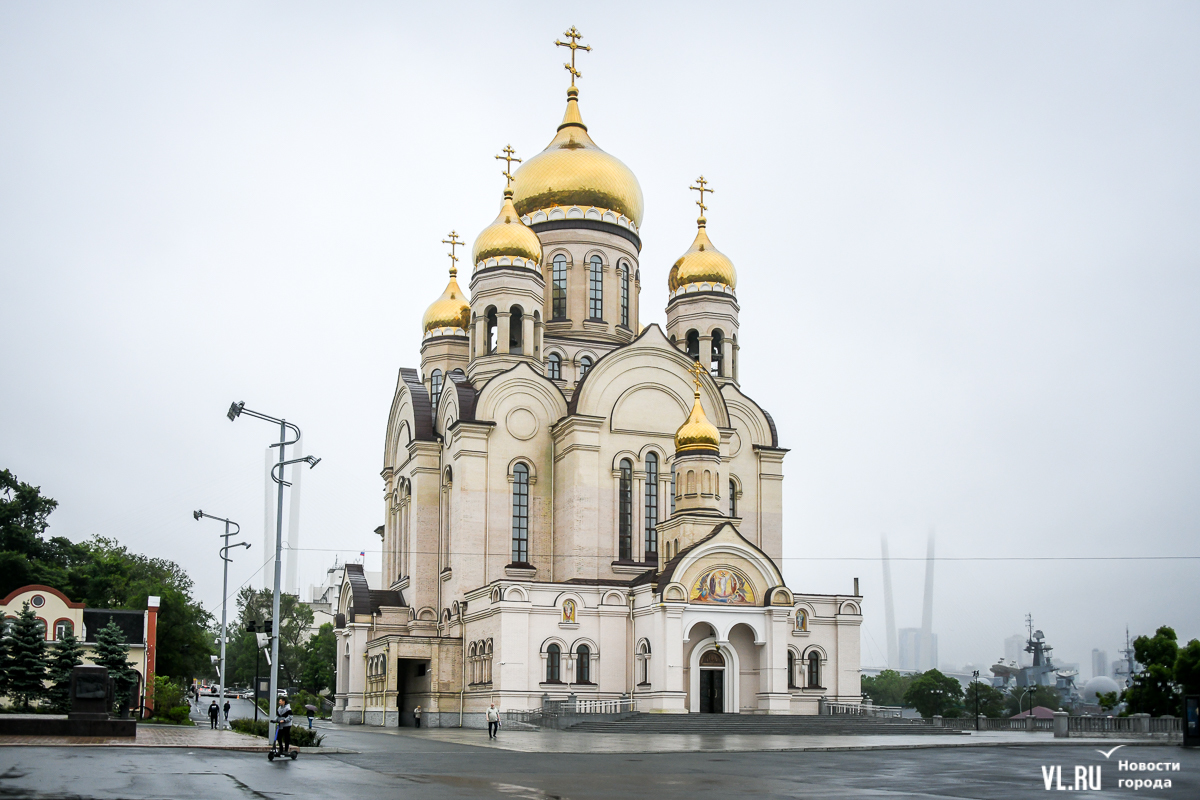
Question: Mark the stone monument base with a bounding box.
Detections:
[0,714,137,737]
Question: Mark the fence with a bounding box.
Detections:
[823,701,903,718]
[1067,715,1180,735]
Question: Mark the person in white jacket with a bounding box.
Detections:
[486,702,500,739]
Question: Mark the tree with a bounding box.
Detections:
[861,669,913,707]
[224,587,313,687]
[1005,684,1063,716]
[152,675,186,712]
[965,680,1007,718]
[45,629,86,712]
[1174,639,1200,698]
[1125,626,1180,717]
[903,669,964,718]
[92,621,136,712]
[7,602,49,709]
[301,623,337,694]
[1096,691,1119,712]
[0,469,59,560]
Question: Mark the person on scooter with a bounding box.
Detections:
[275,697,293,754]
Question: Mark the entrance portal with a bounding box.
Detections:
[698,650,725,713]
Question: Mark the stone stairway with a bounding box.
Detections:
[564,712,960,735]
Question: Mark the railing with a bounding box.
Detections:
[824,701,904,718]
[938,716,1052,731]
[1069,715,1180,734]
[572,697,637,714]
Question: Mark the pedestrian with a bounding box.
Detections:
[223,700,231,725]
[275,697,293,754]
[208,700,219,730]
[413,705,422,728]
[486,702,500,739]
[306,706,314,729]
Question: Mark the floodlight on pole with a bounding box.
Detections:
[227,402,318,744]
[193,509,244,721]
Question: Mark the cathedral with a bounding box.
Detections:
[332,29,862,727]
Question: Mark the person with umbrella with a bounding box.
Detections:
[304,703,316,729]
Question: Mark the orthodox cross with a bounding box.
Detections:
[688,358,707,390]
[690,175,714,219]
[442,231,463,274]
[555,26,591,87]
[495,145,521,187]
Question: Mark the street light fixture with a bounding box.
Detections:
[193,509,249,727]
[227,402,320,744]
[972,669,980,731]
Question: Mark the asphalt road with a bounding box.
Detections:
[1,726,1196,800]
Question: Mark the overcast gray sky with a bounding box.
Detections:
[2,1,1197,675]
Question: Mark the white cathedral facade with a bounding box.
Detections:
[332,42,862,726]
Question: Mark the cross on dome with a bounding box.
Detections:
[690,175,714,225]
[555,26,591,88]
[688,358,707,392]
[441,231,464,276]
[495,145,522,189]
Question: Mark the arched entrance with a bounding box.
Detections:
[698,649,725,713]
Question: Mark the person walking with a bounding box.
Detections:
[413,705,422,728]
[306,706,314,729]
[486,702,500,739]
[208,700,219,730]
[275,697,293,754]
[222,700,231,726]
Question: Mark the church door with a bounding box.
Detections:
[698,650,725,713]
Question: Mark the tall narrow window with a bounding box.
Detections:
[487,308,498,354]
[589,255,603,319]
[547,353,561,380]
[807,652,821,688]
[430,369,443,412]
[576,644,590,683]
[618,459,633,560]
[546,644,561,682]
[579,356,593,379]
[686,330,700,361]
[729,478,737,517]
[711,330,724,376]
[509,306,523,353]
[787,651,797,688]
[552,254,567,320]
[511,463,529,563]
[620,265,629,327]
[670,469,676,515]
[644,453,658,559]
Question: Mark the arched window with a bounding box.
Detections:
[618,459,633,560]
[686,330,700,361]
[552,254,567,320]
[638,640,651,685]
[729,478,737,517]
[644,453,658,559]
[509,305,524,353]
[547,352,562,380]
[511,463,529,564]
[670,469,676,515]
[711,329,724,376]
[576,644,591,683]
[486,307,498,354]
[54,619,73,641]
[620,264,629,327]
[807,652,821,688]
[546,643,561,683]
[430,369,443,413]
[787,650,797,688]
[579,355,593,378]
[589,255,603,319]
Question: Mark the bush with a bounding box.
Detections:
[229,717,323,747]
[152,676,186,713]
[162,706,193,724]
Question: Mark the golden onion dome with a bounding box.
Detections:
[675,384,721,453]
[510,87,645,226]
[422,267,470,334]
[472,189,543,266]
[668,219,737,292]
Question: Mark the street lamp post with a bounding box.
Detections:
[972,670,980,731]
[193,510,249,727]
[227,402,320,744]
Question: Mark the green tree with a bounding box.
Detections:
[0,469,59,559]
[151,675,186,713]
[7,602,49,709]
[1125,626,1180,716]
[1174,639,1200,698]
[223,587,313,687]
[0,619,11,697]
[92,621,136,712]
[45,629,86,712]
[1096,691,1119,712]
[301,623,337,694]
[964,680,1007,718]
[1005,684,1063,716]
[860,669,913,707]
[903,669,964,718]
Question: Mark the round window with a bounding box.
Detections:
[30,595,45,608]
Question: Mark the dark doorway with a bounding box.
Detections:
[699,669,724,713]
[396,658,407,726]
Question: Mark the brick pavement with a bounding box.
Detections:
[0,724,269,750]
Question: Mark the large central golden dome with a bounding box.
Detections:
[510,87,644,226]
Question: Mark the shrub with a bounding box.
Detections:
[230,717,323,747]
[163,706,193,724]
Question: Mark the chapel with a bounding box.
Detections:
[331,29,862,726]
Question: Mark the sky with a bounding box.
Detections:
[2,1,1197,676]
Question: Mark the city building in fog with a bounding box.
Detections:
[1005,634,1031,667]
[1092,649,1108,679]
[899,627,937,672]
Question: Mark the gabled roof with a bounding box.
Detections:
[398,368,435,441]
[445,368,477,423]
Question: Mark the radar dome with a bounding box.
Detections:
[1081,675,1120,704]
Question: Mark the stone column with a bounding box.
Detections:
[722,338,734,380]
[1053,710,1069,738]
[699,335,713,374]
[475,314,487,357]
[497,311,511,356]
[523,313,535,357]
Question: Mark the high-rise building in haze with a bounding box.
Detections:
[899,628,937,671]
[1092,649,1109,679]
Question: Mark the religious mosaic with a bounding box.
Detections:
[689,567,755,605]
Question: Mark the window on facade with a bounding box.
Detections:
[54,619,73,641]
[807,652,821,687]
[546,643,561,682]
[486,308,498,354]
[618,459,633,561]
[576,644,590,683]
[579,356,593,379]
[552,254,567,319]
[711,329,724,376]
[511,463,529,564]
[547,352,561,380]
[509,306,524,353]
[670,469,676,515]
[644,453,658,559]
[620,264,629,327]
[639,641,651,684]
[589,255,603,319]
[787,651,798,688]
[729,478,737,517]
[686,330,700,361]
[430,369,443,413]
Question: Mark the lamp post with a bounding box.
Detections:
[972,670,980,731]
[193,510,249,727]
[227,402,320,743]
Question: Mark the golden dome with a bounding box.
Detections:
[422,267,470,334]
[675,384,720,453]
[510,87,644,226]
[668,220,737,292]
[472,189,543,266]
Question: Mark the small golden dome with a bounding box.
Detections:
[422,267,470,334]
[668,220,737,292]
[472,189,543,266]
[675,384,720,453]
[510,87,644,226]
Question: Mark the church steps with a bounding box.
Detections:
[563,713,958,735]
